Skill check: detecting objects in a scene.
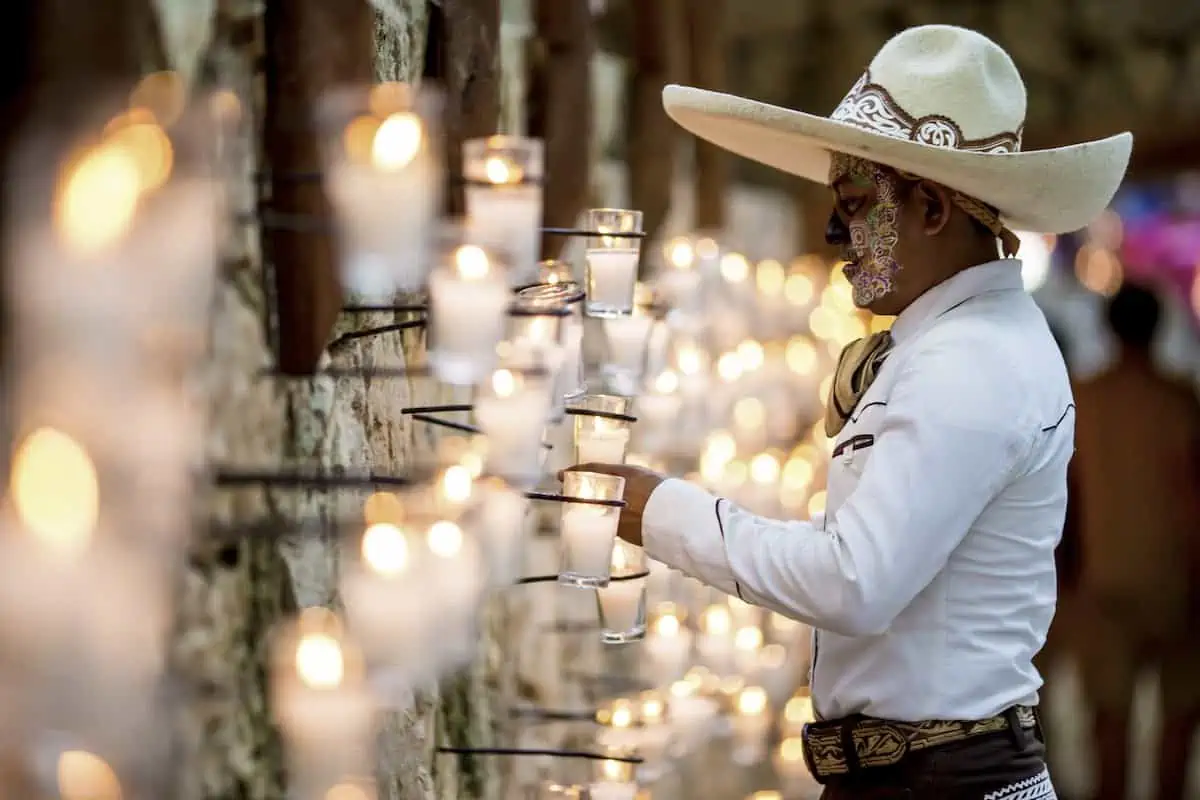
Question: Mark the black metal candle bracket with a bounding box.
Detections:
[507,304,571,317]
[435,746,642,764]
[342,302,429,314]
[409,413,481,437]
[515,569,649,586]
[401,403,474,414]
[524,491,626,509]
[460,176,544,188]
[255,364,549,382]
[508,706,599,723]
[562,407,638,424]
[541,227,647,240]
[211,469,416,490]
[329,318,428,349]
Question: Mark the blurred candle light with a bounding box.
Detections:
[428,244,510,385]
[463,136,544,286]
[56,750,123,800]
[473,368,553,485]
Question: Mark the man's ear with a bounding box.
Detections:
[915,181,952,236]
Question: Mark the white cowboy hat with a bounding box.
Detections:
[662,25,1133,235]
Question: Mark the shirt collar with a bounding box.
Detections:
[889,259,1025,344]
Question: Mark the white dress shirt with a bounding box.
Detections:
[642,260,1074,722]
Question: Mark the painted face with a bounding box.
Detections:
[829,153,905,307]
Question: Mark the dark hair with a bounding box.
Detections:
[1105,282,1161,350]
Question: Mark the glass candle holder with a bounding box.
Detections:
[538,258,576,286]
[506,299,570,418]
[557,471,625,588]
[474,368,554,487]
[595,540,648,643]
[599,312,655,396]
[270,608,377,789]
[318,82,444,299]
[463,135,544,286]
[583,209,643,318]
[572,395,633,465]
[517,282,587,402]
[428,241,510,385]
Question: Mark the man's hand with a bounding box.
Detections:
[558,462,668,547]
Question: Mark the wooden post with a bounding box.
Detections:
[528,0,594,260]
[682,0,729,232]
[435,0,501,215]
[261,0,376,375]
[626,0,685,268]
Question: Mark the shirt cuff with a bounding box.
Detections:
[641,478,740,597]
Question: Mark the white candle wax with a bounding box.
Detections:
[596,576,646,639]
[575,427,630,464]
[465,185,541,286]
[474,390,552,482]
[477,483,530,583]
[596,725,642,754]
[340,569,433,671]
[586,249,639,315]
[602,314,655,373]
[328,160,437,297]
[588,781,638,800]
[559,505,618,586]
[643,627,693,685]
[276,681,376,768]
[558,317,586,400]
[428,270,509,385]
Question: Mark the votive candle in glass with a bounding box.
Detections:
[463,136,543,286]
[539,258,576,286]
[516,282,587,402]
[319,82,443,298]
[584,209,643,318]
[558,471,625,588]
[595,539,648,643]
[643,604,694,686]
[428,243,510,385]
[572,395,633,465]
[474,368,553,486]
[600,312,655,395]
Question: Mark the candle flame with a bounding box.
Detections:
[785,336,817,375]
[700,604,731,636]
[11,428,98,558]
[652,370,678,395]
[361,522,409,576]
[640,692,665,724]
[720,252,750,283]
[426,520,463,558]
[610,699,634,728]
[756,259,786,295]
[441,464,474,504]
[104,115,174,194]
[491,368,517,398]
[734,625,764,652]
[484,155,522,184]
[371,112,423,172]
[675,345,702,376]
[601,759,626,781]
[454,245,490,280]
[55,141,143,255]
[737,340,765,372]
[784,693,815,725]
[733,397,765,432]
[778,736,805,762]
[653,610,680,637]
[295,632,345,689]
[749,453,780,485]
[737,686,768,716]
[665,238,694,270]
[716,351,742,383]
[57,750,123,800]
[785,272,814,305]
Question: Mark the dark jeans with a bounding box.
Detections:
[818,724,1052,799]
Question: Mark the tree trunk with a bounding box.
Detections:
[683,0,729,232]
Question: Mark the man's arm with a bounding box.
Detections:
[642,342,1030,636]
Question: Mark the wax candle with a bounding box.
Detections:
[516,282,586,403]
[588,781,638,800]
[474,368,553,485]
[558,504,618,587]
[474,478,530,585]
[575,423,631,464]
[463,136,543,286]
[595,541,647,642]
[596,700,641,753]
[558,472,625,587]
[428,245,509,385]
[642,607,693,686]
[600,313,655,395]
[586,249,640,316]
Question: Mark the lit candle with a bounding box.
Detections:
[516,282,586,403]
[731,685,771,766]
[733,625,764,675]
[642,605,693,686]
[575,416,631,464]
[588,781,639,800]
[781,689,815,738]
[595,540,647,642]
[596,700,641,753]
[473,477,530,585]
[463,136,543,286]
[696,604,734,675]
[271,609,376,788]
[428,244,510,385]
[632,691,674,769]
[584,209,643,317]
[634,370,682,428]
[600,313,655,395]
[558,472,624,588]
[322,83,442,298]
[666,679,720,755]
[474,368,553,486]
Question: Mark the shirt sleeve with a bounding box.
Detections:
[641,341,1031,636]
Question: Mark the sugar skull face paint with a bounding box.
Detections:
[829,153,905,307]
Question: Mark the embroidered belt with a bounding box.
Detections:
[801,706,1039,783]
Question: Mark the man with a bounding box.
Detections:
[1071,283,1200,800]
[567,25,1131,799]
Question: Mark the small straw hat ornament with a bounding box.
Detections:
[662,25,1132,234]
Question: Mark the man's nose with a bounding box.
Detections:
[825,210,850,246]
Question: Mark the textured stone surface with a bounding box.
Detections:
[160,1,523,798]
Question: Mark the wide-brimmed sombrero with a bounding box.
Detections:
[662,25,1133,234]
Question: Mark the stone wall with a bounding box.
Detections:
[158,2,522,798]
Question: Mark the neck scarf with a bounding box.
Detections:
[824,330,893,437]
